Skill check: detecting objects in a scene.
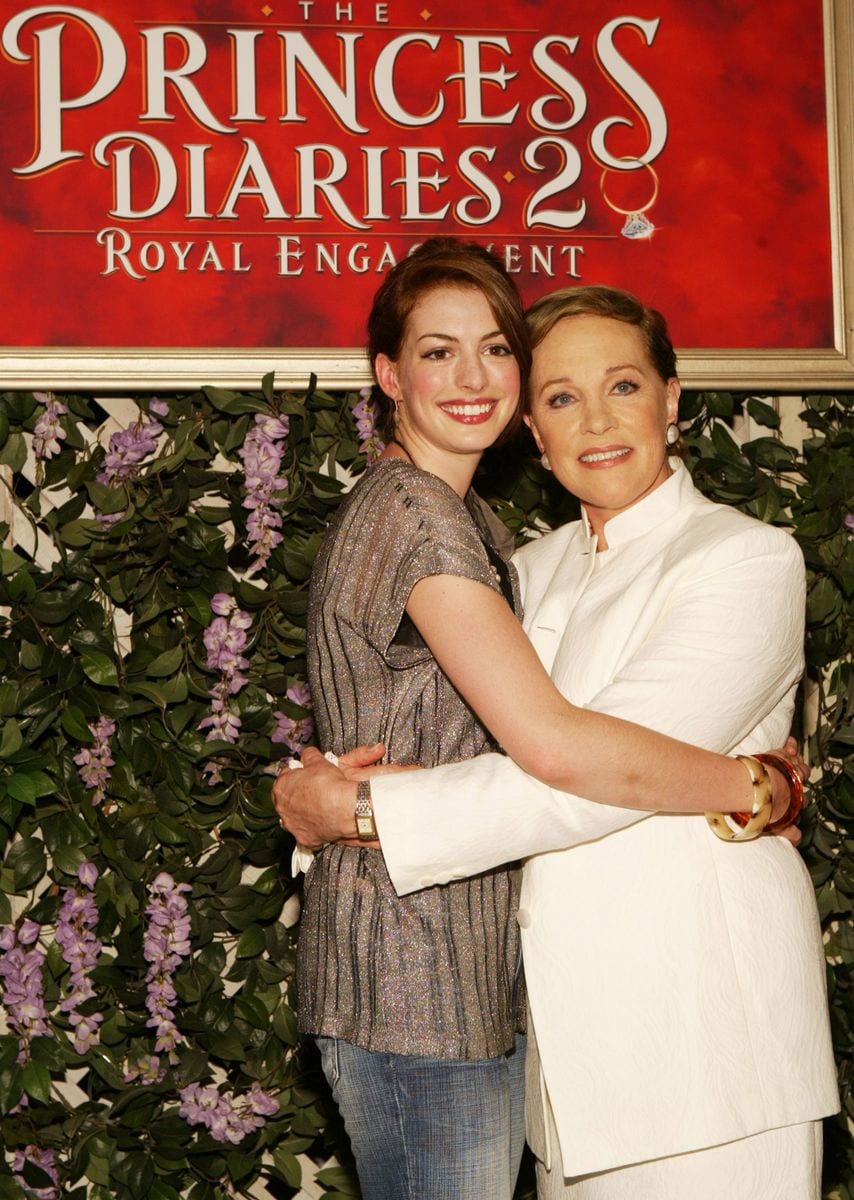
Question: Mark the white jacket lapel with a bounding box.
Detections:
[515,524,595,674]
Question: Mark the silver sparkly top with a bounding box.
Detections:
[297,459,525,1059]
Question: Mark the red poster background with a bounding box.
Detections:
[0,0,836,358]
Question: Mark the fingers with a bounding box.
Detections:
[342,760,423,780]
[338,742,386,768]
[775,738,809,783]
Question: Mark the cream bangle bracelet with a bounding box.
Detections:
[705,755,773,842]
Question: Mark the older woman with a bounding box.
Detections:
[277,281,837,1199]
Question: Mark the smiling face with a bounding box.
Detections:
[375,285,521,488]
[527,313,680,546]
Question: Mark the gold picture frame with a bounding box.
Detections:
[0,0,851,393]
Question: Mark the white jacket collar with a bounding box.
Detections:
[580,458,691,552]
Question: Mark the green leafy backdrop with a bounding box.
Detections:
[0,382,850,1200]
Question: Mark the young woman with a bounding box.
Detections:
[295,241,531,1200]
[283,246,820,1200]
[280,276,836,1199]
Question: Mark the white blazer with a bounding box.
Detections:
[371,463,838,1176]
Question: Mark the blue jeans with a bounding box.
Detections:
[316,1033,527,1200]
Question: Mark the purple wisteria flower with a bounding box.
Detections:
[12,1145,60,1200]
[32,392,68,461]
[352,386,385,461]
[55,863,103,1054]
[95,509,128,530]
[272,682,314,755]
[143,873,192,1064]
[178,1080,278,1144]
[0,923,51,1063]
[238,414,290,572]
[123,1052,165,1085]
[97,412,163,486]
[199,594,253,746]
[73,717,116,806]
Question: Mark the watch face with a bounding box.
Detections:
[356,815,377,840]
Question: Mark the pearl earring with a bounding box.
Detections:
[665,422,680,447]
[540,451,551,471]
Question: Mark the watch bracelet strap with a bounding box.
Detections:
[355,780,377,840]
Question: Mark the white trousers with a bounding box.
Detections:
[528,1031,823,1200]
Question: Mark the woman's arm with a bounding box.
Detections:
[274,528,805,852]
[402,562,796,818]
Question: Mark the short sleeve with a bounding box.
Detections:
[319,462,499,666]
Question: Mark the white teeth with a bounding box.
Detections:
[579,448,630,463]
[443,403,494,416]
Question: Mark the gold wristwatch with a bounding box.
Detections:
[355,780,377,841]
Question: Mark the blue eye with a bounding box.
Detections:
[547,392,575,409]
[613,379,639,395]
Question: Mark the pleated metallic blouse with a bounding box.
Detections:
[297,459,525,1059]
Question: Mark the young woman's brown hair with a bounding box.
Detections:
[367,237,531,444]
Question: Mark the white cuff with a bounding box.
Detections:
[284,751,339,876]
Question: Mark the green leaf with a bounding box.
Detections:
[272,1002,298,1045]
[0,720,23,759]
[0,432,27,472]
[746,397,781,428]
[129,675,188,707]
[149,443,192,474]
[21,1060,51,1103]
[113,1150,155,1200]
[146,645,185,677]
[5,836,46,889]
[61,705,94,740]
[152,815,191,846]
[149,1183,183,1200]
[704,392,735,419]
[84,1155,112,1187]
[204,1034,246,1062]
[29,1036,65,1071]
[51,843,88,877]
[0,1064,23,1113]
[3,570,36,604]
[5,769,53,803]
[234,994,271,1029]
[85,480,130,514]
[315,1165,361,1194]
[709,423,741,457]
[225,1152,256,1183]
[235,925,266,959]
[0,548,28,575]
[80,647,119,687]
[203,387,266,415]
[0,1175,26,1200]
[808,576,841,625]
[272,1147,302,1188]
